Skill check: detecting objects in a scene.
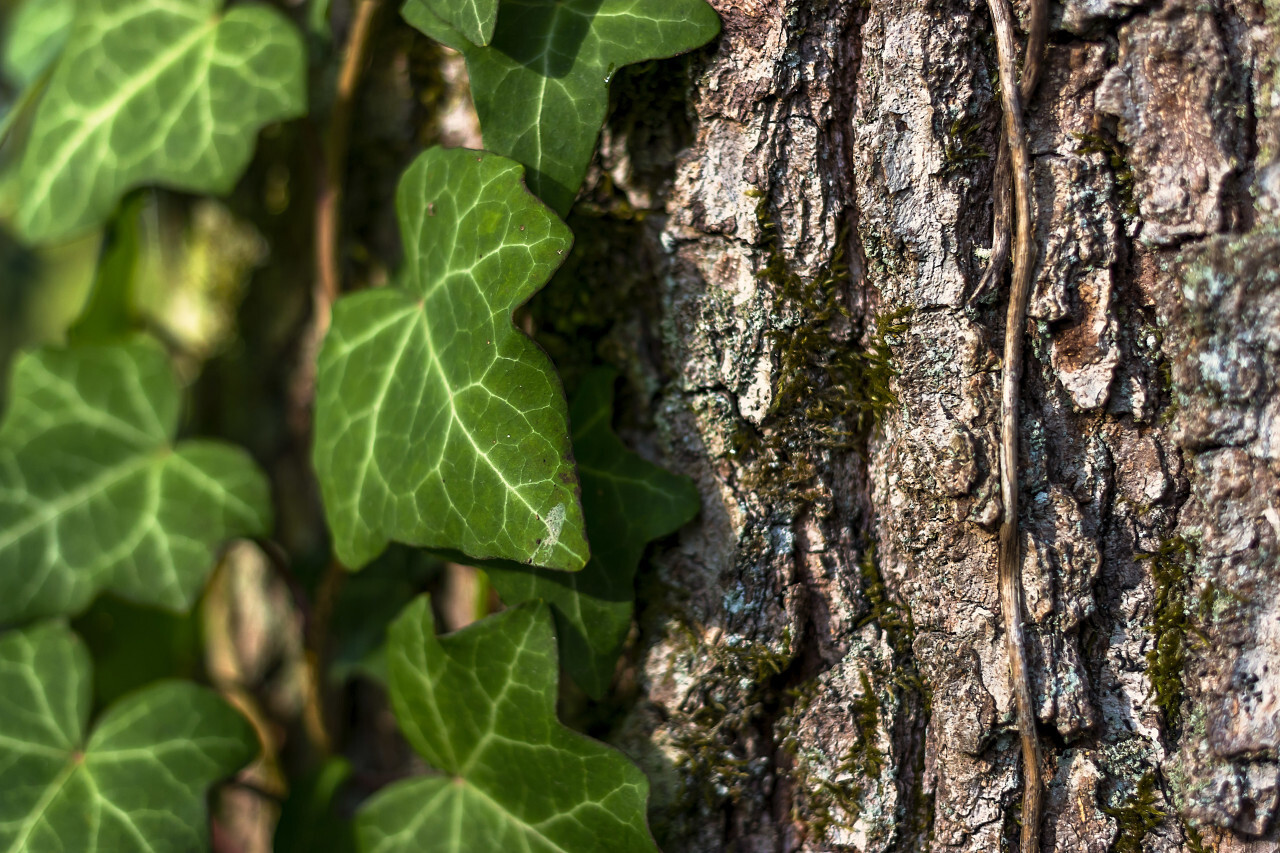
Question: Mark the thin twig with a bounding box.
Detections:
[314,0,383,335]
[984,0,1045,848]
[297,0,384,757]
[303,558,347,755]
[975,2,1049,299]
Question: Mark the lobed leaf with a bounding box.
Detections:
[486,368,699,697]
[8,0,306,244]
[0,338,273,624]
[0,620,257,852]
[415,0,499,46]
[1,0,73,91]
[313,147,588,573]
[357,596,660,853]
[402,0,720,215]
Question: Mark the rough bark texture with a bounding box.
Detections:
[591,0,1280,850]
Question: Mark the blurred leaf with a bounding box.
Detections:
[0,620,257,852]
[401,0,719,215]
[71,594,203,709]
[1,0,73,90]
[330,545,442,684]
[66,195,146,345]
[356,597,660,853]
[313,147,586,572]
[275,757,357,853]
[8,0,306,243]
[486,368,699,697]
[0,338,273,624]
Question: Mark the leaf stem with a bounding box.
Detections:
[299,0,384,758]
[314,0,383,333]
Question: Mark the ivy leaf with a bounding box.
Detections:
[9,0,306,244]
[0,620,257,852]
[313,147,587,573]
[356,597,660,853]
[412,0,498,46]
[329,546,443,684]
[0,339,273,624]
[274,757,358,853]
[1,0,73,91]
[67,195,146,345]
[486,369,699,698]
[401,0,720,215]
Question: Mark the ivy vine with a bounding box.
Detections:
[0,0,719,849]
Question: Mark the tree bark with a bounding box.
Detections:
[595,0,1280,850]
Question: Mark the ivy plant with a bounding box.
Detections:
[0,339,271,623]
[357,597,660,853]
[401,0,721,215]
[3,0,306,243]
[0,620,257,851]
[0,0,718,848]
[313,146,588,572]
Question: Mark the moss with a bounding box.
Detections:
[732,193,912,505]
[852,671,886,778]
[1073,130,1139,219]
[788,673,884,838]
[667,626,796,807]
[786,548,936,847]
[1184,821,1209,853]
[1105,773,1165,853]
[1137,535,1196,730]
[940,116,989,178]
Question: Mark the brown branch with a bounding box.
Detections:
[314,0,383,335]
[975,0,1049,299]
[984,0,1045,847]
[296,0,384,757]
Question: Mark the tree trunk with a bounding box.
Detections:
[590,0,1280,850]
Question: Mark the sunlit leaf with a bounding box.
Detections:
[486,368,699,697]
[9,0,306,244]
[401,0,720,214]
[0,620,257,852]
[410,0,498,46]
[356,597,660,853]
[313,147,587,572]
[0,338,272,624]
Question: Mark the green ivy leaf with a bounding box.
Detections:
[71,595,203,709]
[357,597,659,853]
[486,368,699,697]
[1,0,73,91]
[274,757,357,853]
[0,620,257,852]
[412,0,498,46]
[9,0,306,244]
[329,546,443,684]
[0,339,273,624]
[67,195,146,345]
[401,0,720,215]
[313,147,587,573]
